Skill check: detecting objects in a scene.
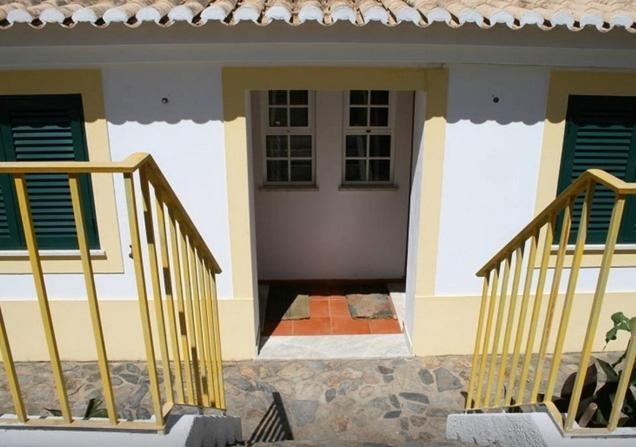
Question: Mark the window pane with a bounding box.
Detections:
[290,107,308,127]
[369,160,391,181]
[290,160,312,182]
[349,107,367,126]
[290,135,312,157]
[267,160,289,182]
[346,135,367,157]
[266,135,288,157]
[289,90,308,105]
[369,135,391,157]
[345,160,366,182]
[370,107,389,127]
[269,107,287,127]
[350,90,368,105]
[370,90,389,105]
[269,90,287,105]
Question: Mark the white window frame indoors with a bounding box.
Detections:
[261,90,316,187]
[342,90,396,187]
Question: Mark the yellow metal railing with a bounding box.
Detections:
[0,153,224,431]
[466,169,636,435]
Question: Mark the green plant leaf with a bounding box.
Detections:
[83,398,108,420]
[593,382,616,426]
[605,312,634,345]
[596,358,620,383]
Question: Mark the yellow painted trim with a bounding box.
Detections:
[537,70,636,268]
[222,66,448,303]
[0,298,256,361]
[412,292,636,357]
[1,292,632,361]
[0,70,122,273]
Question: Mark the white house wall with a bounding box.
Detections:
[435,64,636,298]
[0,61,634,299]
[0,64,234,301]
[435,65,549,297]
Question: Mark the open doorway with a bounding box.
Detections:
[250,89,415,357]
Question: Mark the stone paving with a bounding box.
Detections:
[0,356,469,445]
[225,356,469,446]
[0,353,620,446]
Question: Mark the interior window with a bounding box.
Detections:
[344,90,392,184]
[264,90,314,184]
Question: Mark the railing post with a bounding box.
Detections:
[465,275,490,410]
[140,170,174,404]
[484,256,511,407]
[518,218,554,403]
[474,266,499,408]
[545,187,592,400]
[68,174,117,424]
[208,270,225,409]
[532,207,572,402]
[565,196,625,431]
[505,233,538,406]
[608,325,636,430]
[156,195,185,404]
[189,243,208,406]
[170,213,195,405]
[180,231,203,405]
[198,257,215,404]
[14,174,72,423]
[0,305,26,422]
[494,246,524,406]
[123,172,164,429]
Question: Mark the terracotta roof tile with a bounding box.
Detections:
[0,0,634,31]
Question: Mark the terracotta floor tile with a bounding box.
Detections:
[368,318,402,334]
[263,320,293,336]
[310,295,331,303]
[309,299,330,317]
[331,317,370,335]
[293,318,332,336]
[329,299,351,317]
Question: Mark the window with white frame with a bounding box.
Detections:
[264,90,314,184]
[344,90,393,184]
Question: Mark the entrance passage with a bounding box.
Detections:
[261,281,403,337]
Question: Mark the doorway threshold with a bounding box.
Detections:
[257,333,411,360]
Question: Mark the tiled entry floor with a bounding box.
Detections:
[262,295,402,336]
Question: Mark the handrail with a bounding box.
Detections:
[466,168,636,436]
[477,169,636,276]
[0,153,225,432]
[0,152,150,174]
[0,153,221,273]
[142,156,221,274]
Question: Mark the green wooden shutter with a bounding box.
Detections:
[557,95,636,244]
[0,95,99,250]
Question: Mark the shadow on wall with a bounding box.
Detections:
[101,66,224,125]
[89,62,564,127]
[443,65,552,126]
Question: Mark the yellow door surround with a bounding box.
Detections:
[221,67,449,303]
